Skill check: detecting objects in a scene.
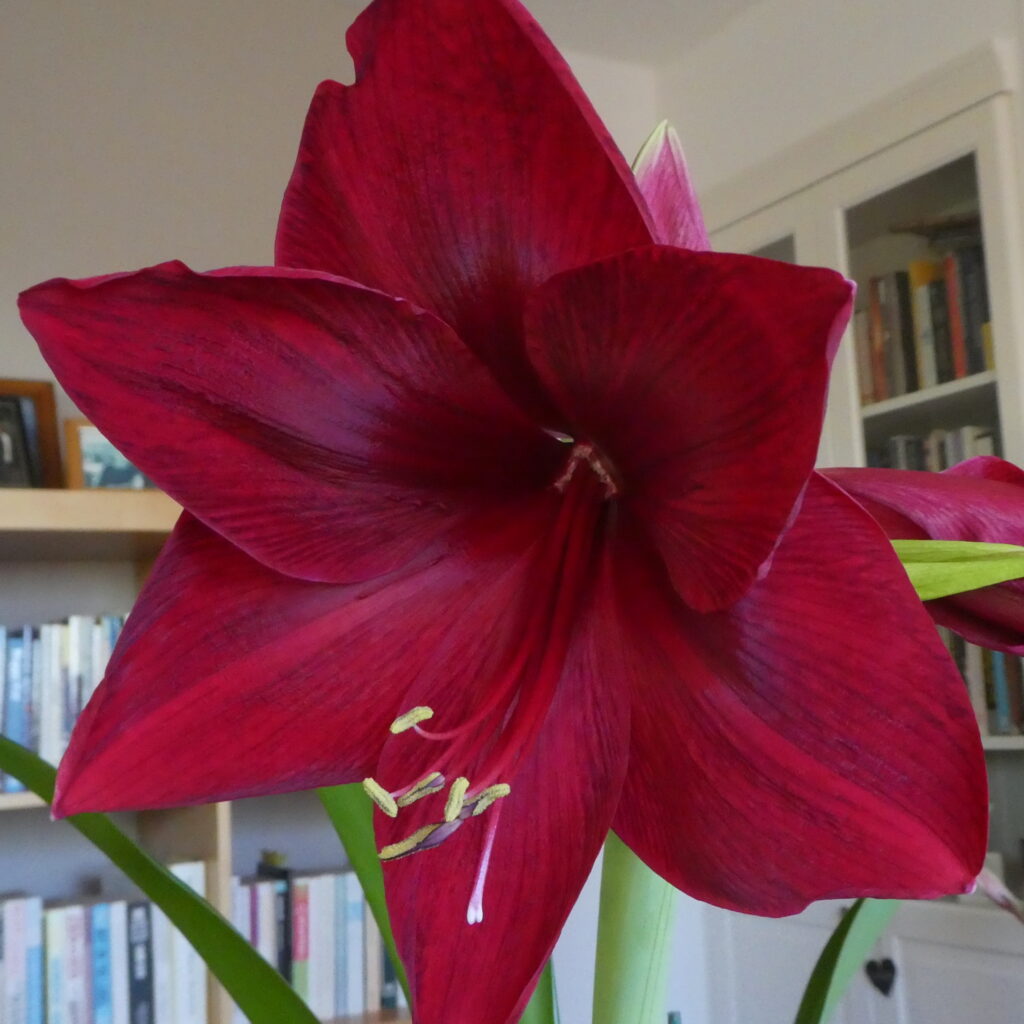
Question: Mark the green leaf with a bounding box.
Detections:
[317,784,410,1004]
[593,832,679,1024]
[519,960,558,1024]
[0,737,317,1024]
[793,899,899,1024]
[894,539,1024,601]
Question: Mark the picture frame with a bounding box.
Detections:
[64,418,153,490]
[0,379,62,488]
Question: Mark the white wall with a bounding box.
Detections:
[1,0,656,420]
[658,0,1019,193]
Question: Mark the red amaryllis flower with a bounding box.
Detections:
[19,1,986,1022]
[826,457,1024,654]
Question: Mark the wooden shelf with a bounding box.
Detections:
[0,791,47,812]
[982,735,1024,752]
[0,488,179,560]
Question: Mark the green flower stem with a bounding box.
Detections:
[594,832,679,1024]
[894,539,1024,600]
[519,961,558,1024]
[0,737,318,1024]
[317,784,410,1004]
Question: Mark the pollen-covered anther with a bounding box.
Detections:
[444,776,470,823]
[469,783,511,816]
[378,823,442,862]
[390,705,435,734]
[362,777,398,818]
[396,771,445,808]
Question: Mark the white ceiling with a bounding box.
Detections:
[522,0,763,65]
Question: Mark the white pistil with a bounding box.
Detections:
[467,805,503,925]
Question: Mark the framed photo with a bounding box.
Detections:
[0,379,62,488]
[64,418,153,490]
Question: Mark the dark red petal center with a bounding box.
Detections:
[368,444,611,919]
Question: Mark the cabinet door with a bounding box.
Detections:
[705,902,882,1024]
[709,196,851,469]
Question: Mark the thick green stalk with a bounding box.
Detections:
[0,738,317,1024]
[593,832,679,1024]
[317,784,410,1004]
[519,961,558,1024]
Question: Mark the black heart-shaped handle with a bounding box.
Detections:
[865,957,897,996]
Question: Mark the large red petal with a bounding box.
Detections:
[525,245,854,611]
[611,475,987,916]
[371,540,630,1024]
[633,122,710,250]
[275,0,653,412]
[825,460,1024,653]
[20,262,559,584]
[54,503,555,816]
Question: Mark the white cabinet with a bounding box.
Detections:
[700,41,1024,1024]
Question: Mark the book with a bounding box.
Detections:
[170,862,208,1024]
[109,901,130,1024]
[3,896,28,1024]
[867,277,889,401]
[64,903,91,1024]
[255,858,292,983]
[45,906,66,1024]
[908,259,941,388]
[364,904,382,1012]
[92,902,115,1024]
[308,874,336,1020]
[127,901,154,1024]
[344,872,365,1014]
[290,878,310,1003]
[944,252,969,379]
[928,277,954,383]
[4,631,28,792]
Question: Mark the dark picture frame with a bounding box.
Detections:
[0,379,62,488]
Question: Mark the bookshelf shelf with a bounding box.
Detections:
[0,488,179,560]
[981,735,1024,752]
[0,790,47,812]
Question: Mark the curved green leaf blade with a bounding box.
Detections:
[317,784,410,1003]
[794,899,899,1024]
[0,737,317,1024]
[594,832,679,1024]
[519,960,558,1024]
[894,539,1024,601]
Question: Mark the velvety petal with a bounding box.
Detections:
[525,245,855,612]
[371,526,630,1024]
[53,502,556,816]
[20,261,560,584]
[825,460,1024,653]
[275,0,653,411]
[611,475,987,916]
[633,122,710,250]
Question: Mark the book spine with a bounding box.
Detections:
[944,252,968,378]
[149,906,173,1024]
[45,906,66,1024]
[867,277,888,401]
[992,652,1013,735]
[25,897,43,1024]
[291,880,310,1003]
[127,901,154,1024]
[894,271,918,393]
[3,634,27,791]
[108,902,129,1024]
[64,904,90,1024]
[4,898,27,1024]
[92,903,114,1024]
[170,862,208,1024]
[333,875,347,1018]
[928,278,953,383]
[363,902,382,1011]
[344,873,365,1014]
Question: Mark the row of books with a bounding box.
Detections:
[853,245,993,405]
[0,861,206,1024]
[0,615,125,790]
[231,865,406,1021]
[867,423,997,470]
[942,630,1024,737]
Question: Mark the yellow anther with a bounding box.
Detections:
[361,777,398,818]
[396,771,444,808]
[444,777,470,823]
[470,783,511,816]
[390,706,435,734]
[378,823,442,862]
